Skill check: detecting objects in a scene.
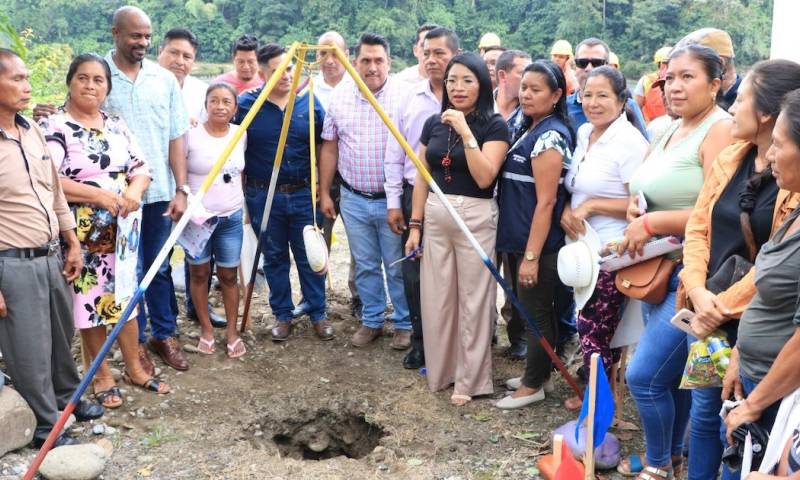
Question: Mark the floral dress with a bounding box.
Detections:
[40,109,150,329]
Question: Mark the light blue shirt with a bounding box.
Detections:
[104,51,189,204]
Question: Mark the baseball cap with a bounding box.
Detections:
[677,28,734,58]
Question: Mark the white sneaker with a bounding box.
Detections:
[495,388,546,409]
[505,377,554,393]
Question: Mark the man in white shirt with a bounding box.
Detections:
[157,28,206,125]
[393,23,439,84]
[314,31,348,111]
[157,28,226,329]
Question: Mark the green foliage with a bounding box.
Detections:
[0,10,27,57]
[0,0,775,78]
[26,42,73,106]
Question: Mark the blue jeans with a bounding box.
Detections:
[186,209,243,268]
[627,268,692,467]
[338,188,410,330]
[245,186,326,323]
[688,326,738,480]
[137,201,178,342]
[720,373,782,480]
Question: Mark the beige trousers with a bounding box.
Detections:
[421,194,497,397]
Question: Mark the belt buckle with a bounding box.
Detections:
[47,241,60,256]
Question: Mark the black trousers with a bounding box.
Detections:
[401,182,423,352]
[506,252,560,389]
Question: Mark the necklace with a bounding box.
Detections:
[441,126,461,183]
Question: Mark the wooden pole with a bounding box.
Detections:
[584,353,599,480]
[614,346,628,425]
[553,434,564,471]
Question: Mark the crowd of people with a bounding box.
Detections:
[2,4,800,479]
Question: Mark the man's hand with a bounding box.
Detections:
[61,231,83,283]
[0,291,7,318]
[32,103,57,122]
[387,208,406,235]
[320,194,336,220]
[164,193,187,221]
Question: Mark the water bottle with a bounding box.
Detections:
[707,334,732,378]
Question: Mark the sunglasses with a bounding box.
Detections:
[575,58,607,69]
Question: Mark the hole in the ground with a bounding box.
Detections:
[262,407,385,461]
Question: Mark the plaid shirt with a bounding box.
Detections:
[321,78,403,193]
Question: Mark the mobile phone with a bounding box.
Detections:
[670,308,697,336]
[637,191,648,215]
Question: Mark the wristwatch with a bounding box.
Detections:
[464,137,479,149]
[524,250,539,262]
[176,184,191,196]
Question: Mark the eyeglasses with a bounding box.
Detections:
[575,58,607,69]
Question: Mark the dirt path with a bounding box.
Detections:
[1,222,645,479]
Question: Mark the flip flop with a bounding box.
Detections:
[227,338,246,359]
[94,386,123,409]
[198,337,216,355]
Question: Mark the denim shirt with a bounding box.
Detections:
[235,89,325,186]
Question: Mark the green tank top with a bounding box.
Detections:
[629,108,730,212]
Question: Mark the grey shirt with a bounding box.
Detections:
[738,207,800,380]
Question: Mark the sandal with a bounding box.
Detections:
[198,337,216,355]
[617,455,681,478]
[94,386,123,409]
[227,338,246,359]
[636,466,672,480]
[450,394,472,406]
[122,371,171,394]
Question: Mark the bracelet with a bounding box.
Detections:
[408,224,422,231]
[642,214,655,237]
[408,219,423,227]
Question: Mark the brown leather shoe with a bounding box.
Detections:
[271,321,292,342]
[351,325,383,347]
[138,343,155,377]
[148,337,189,371]
[313,319,335,341]
[390,329,412,350]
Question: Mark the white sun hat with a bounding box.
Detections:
[303,225,328,274]
[557,221,602,310]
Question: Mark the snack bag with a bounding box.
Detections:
[706,333,732,378]
[680,339,722,389]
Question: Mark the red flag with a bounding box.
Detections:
[555,443,584,480]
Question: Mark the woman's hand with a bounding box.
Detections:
[725,398,763,446]
[561,203,588,241]
[405,229,422,259]
[721,347,744,402]
[96,189,122,217]
[617,215,651,258]
[119,190,143,218]
[688,287,732,337]
[518,259,539,288]
[626,195,643,223]
[441,109,472,139]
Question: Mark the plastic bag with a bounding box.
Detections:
[680,332,731,389]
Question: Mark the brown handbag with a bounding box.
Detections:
[615,255,677,304]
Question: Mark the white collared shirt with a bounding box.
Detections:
[182,75,208,123]
[565,114,648,243]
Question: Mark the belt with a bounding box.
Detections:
[245,177,309,193]
[340,180,386,200]
[0,241,60,259]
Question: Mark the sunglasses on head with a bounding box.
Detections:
[575,58,607,69]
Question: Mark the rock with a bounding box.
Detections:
[0,387,36,456]
[182,344,200,354]
[109,368,122,381]
[63,414,76,431]
[111,350,123,363]
[39,443,108,480]
[91,424,105,435]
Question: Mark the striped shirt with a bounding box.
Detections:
[321,78,403,193]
